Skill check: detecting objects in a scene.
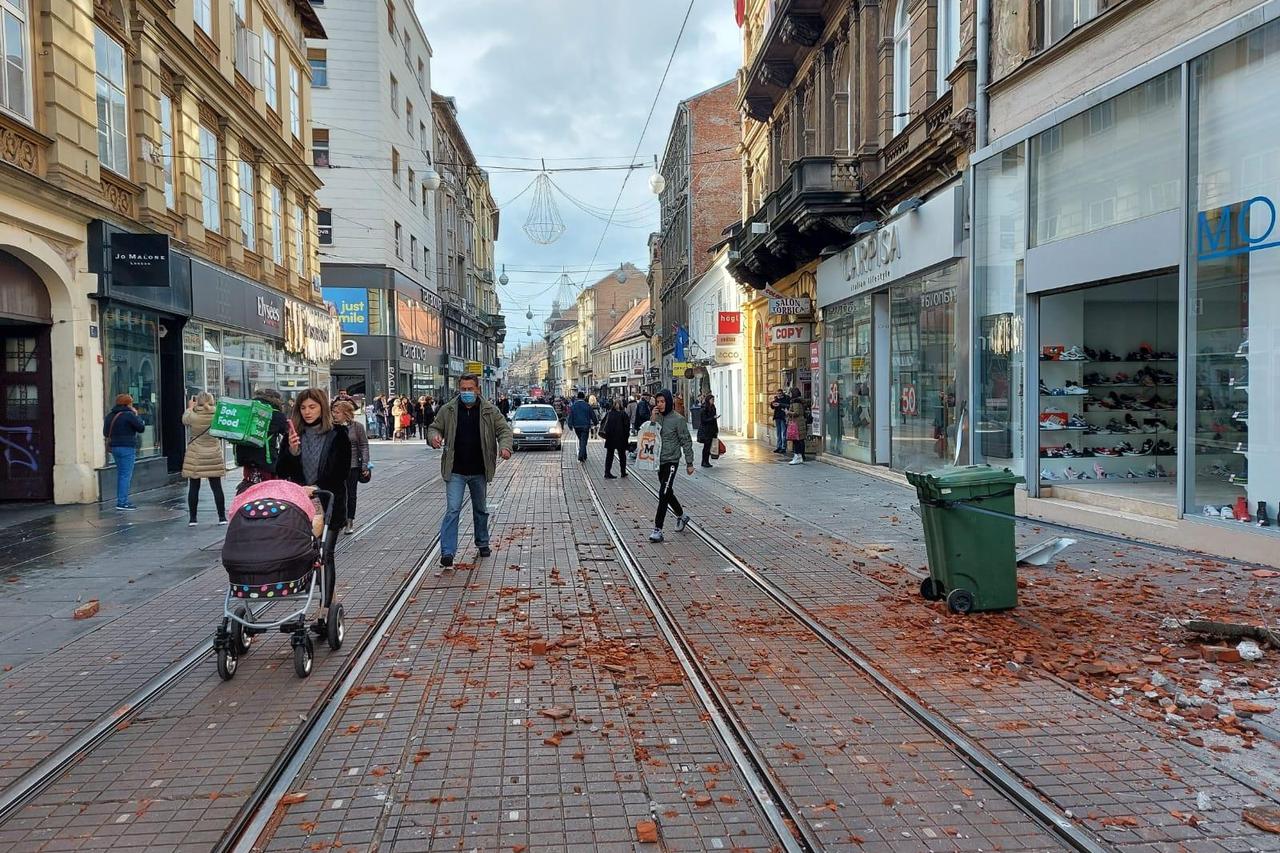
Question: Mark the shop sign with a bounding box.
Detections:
[715,334,739,347]
[632,360,645,376]
[465,360,483,375]
[190,260,284,339]
[715,345,742,364]
[284,300,342,363]
[401,341,430,361]
[323,287,370,334]
[1197,196,1280,260]
[341,339,358,357]
[110,233,170,288]
[672,361,690,374]
[768,297,812,316]
[816,183,962,306]
[717,311,742,334]
[767,323,813,345]
[448,356,466,374]
[809,343,822,436]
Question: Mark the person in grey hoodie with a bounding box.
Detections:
[648,389,694,543]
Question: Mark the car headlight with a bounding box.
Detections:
[548,425,561,435]
[512,427,524,435]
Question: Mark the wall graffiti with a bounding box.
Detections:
[0,426,40,473]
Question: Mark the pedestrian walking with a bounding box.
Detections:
[697,392,719,469]
[390,396,406,440]
[601,399,631,479]
[373,394,387,440]
[632,392,652,432]
[626,395,638,428]
[331,400,369,534]
[103,393,145,511]
[181,392,227,525]
[647,389,694,543]
[277,387,350,606]
[787,388,808,465]
[567,391,597,462]
[770,389,789,453]
[417,395,435,440]
[427,373,514,567]
[234,388,289,492]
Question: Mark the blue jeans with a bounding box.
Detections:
[440,474,489,557]
[111,446,137,506]
[575,427,589,460]
[774,419,786,450]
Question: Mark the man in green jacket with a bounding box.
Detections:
[427,373,514,566]
[648,389,694,543]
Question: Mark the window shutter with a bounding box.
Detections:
[247,29,262,88]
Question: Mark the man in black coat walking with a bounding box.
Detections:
[696,393,719,468]
[601,399,631,478]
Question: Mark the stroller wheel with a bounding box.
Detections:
[327,603,345,651]
[294,638,313,678]
[231,605,252,655]
[217,645,238,680]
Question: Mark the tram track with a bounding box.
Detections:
[0,470,439,829]
[608,467,1112,853]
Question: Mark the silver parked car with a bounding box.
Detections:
[510,404,563,451]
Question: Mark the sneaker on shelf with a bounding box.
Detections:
[1083,346,1099,360]
[1235,339,1249,358]
[1064,466,1081,480]
[1154,464,1169,478]
[1154,440,1175,455]
[1066,414,1090,429]
[1061,346,1088,361]
[1039,379,1052,395]
[1093,463,1108,480]
[1233,496,1252,522]
[1232,410,1248,421]
[1064,383,1088,395]
[1040,468,1060,481]
[1203,505,1221,518]
[1115,442,1135,456]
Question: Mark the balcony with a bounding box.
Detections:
[727,155,864,289]
[738,0,827,122]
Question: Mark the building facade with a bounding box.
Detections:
[685,251,746,434]
[730,0,976,472]
[969,0,1280,562]
[656,80,741,397]
[0,0,333,505]
[598,299,652,402]
[312,0,445,402]
[433,93,503,398]
[571,264,648,398]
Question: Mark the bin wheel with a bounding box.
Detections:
[294,638,314,678]
[217,645,238,680]
[946,588,975,615]
[920,577,943,601]
[231,605,252,655]
[327,603,345,651]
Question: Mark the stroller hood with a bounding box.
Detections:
[222,496,317,585]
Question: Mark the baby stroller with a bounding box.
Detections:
[214,481,345,680]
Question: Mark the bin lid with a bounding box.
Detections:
[906,465,1024,496]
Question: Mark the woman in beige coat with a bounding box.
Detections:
[182,392,228,525]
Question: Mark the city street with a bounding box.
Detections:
[0,439,1276,852]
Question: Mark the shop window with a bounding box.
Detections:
[1188,17,1280,527]
[312,128,329,167]
[289,64,301,138]
[199,124,221,233]
[308,48,327,87]
[936,0,959,94]
[317,208,332,245]
[94,26,129,175]
[1030,68,1180,247]
[823,296,873,464]
[973,144,1026,470]
[1,0,32,120]
[262,27,278,111]
[102,307,162,458]
[892,0,910,134]
[239,160,256,249]
[890,269,960,473]
[159,92,175,209]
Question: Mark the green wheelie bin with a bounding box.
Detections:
[905,465,1025,615]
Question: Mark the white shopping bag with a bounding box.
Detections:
[635,423,661,471]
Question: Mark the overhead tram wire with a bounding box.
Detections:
[577,0,698,291]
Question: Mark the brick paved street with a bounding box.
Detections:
[0,439,1276,852]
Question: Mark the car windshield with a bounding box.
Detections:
[514,406,556,421]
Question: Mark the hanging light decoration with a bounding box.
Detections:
[522,167,566,245]
[499,264,510,287]
[525,305,533,320]
[647,155,666,195]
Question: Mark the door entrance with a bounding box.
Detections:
[0,327,54,501]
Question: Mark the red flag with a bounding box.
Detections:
[735,0,745,27]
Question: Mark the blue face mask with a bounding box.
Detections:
[459,391,477,405]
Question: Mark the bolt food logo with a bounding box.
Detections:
[1197,196,1280,261]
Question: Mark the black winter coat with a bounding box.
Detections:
[631,399,651,431]
[600,409,631,450]
[275,425,352,527]
[102,405,145,448]
[234,410,289,471]
[697,402,719,444]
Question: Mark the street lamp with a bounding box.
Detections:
[421,167,442,192]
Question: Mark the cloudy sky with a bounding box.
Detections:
[416,0,742,353]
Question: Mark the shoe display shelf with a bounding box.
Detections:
[1193,333,1252,520]
[1039,348,1179,485]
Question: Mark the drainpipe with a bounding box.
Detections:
[976,0,990,147]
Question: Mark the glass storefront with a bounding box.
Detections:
[102,306,161,458]
[890,265,960,472]
[823,295,873,463]
[182,321,308,403]
[1188,18,1280,526]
